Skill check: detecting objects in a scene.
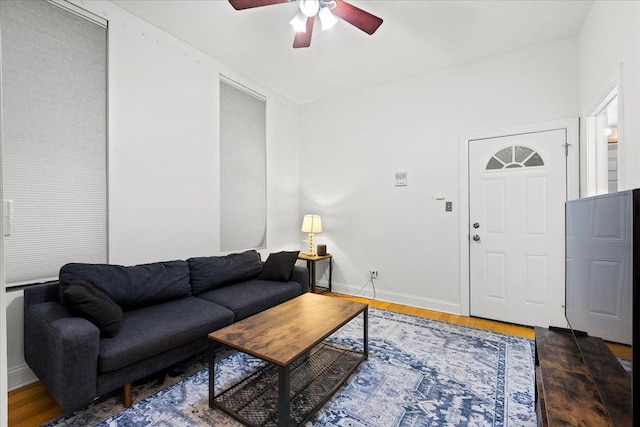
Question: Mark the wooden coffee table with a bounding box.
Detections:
[208,293,368,426]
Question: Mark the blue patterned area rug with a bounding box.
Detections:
[45,308,536,427]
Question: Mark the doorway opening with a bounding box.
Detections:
[584,70,623,197]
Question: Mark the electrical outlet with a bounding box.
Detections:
[369,270,378,279]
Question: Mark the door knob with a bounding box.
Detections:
[473,223,480,228]
[472,235,480,242]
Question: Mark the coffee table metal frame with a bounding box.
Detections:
[208,296,368,427]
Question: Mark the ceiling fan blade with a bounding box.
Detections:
[332,0,383,35]
[293,17,314,48]
[229,0,292,11]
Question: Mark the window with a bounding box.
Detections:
[486,145,544,170]
[219,78,266,252]
[0,0,107,286]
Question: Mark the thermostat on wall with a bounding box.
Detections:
[395,171,408,186]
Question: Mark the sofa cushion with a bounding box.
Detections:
[97,297,234,373]
[188,250,263,295]
[258,251,300,282]
[61,279,123,338]
[59,261,192,311]
[197,279,302,321]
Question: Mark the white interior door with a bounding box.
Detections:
[469,130,568,327]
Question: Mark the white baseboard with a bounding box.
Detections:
[8,363,36,391]
[330,281,462,315]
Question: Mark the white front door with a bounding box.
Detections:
[469,130,568,327]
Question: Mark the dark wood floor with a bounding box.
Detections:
[8,292,631,426]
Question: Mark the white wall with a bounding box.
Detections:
[299,38,579,313]
[96,0,301,264]
[0,241,5,427]
[4,0,301,390]
[5,291,28,391]
[578,0,640,191]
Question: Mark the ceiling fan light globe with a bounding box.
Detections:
[299,0,320,17]
[289,11,307,32]
[319,6,337,31]
[322,0,337,9]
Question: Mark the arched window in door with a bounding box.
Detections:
[486,145,545,170]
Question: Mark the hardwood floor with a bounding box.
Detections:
[333,293,536,339]
[7,292,630,426]
[8,382,62,427]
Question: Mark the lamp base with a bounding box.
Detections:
[307,233,316,256]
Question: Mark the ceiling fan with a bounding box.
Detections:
[229,0,383,48]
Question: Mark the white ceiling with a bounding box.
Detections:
[112,0,593,104]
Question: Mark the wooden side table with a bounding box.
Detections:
[297,253,332,294]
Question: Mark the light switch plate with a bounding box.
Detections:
[445,201,453,212]
[395,171,408,186]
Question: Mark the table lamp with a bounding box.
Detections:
[301,214,322,255]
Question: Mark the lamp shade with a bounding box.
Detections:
[301,215,322,233]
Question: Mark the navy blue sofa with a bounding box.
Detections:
[23,250,308,414]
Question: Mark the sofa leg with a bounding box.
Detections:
[123,383,132,408]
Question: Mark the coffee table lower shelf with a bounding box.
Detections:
[212,342,365,427]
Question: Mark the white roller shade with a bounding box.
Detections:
[220,79,266,252]
[1,0,107,286]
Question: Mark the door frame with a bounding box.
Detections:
[458,119,580,317]
[583,64,624,197]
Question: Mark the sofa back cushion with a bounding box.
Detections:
[59,260,191,311]
[188,250,263,295]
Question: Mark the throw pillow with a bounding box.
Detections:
[258,251,300,282]
[62,279,123,338]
